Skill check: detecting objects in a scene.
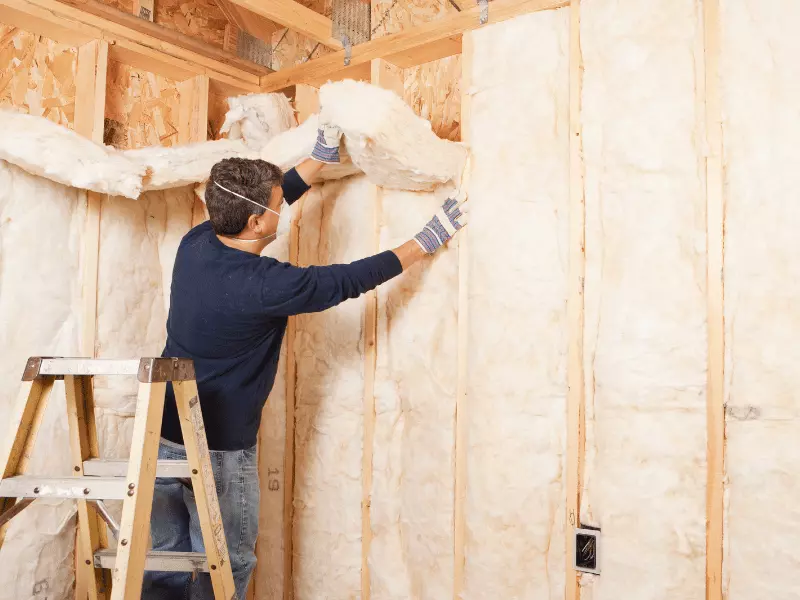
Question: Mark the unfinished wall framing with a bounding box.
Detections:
[2,0,800,599]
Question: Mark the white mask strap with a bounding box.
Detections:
[213,180,281,217]
[230,232,276,243]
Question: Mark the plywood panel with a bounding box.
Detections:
[0,26,77,128]
[105,59,181,148]
[372,0,461,140]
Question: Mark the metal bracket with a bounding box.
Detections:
[138,358,196,383]
[22,357,50,381]
[478,0,488,25]
[341,34,352,66]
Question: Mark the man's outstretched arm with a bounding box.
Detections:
[260,193,469,317]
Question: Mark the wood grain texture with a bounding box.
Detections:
[0,0,262,92]
[260,0,568,91]
[452,30,471,600]
[565,1,585,598]
[75,39,107,361]
[703,0,724,598]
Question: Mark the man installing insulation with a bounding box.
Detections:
[143,125,469,599]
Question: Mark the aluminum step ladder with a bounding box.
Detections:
[0,357,238,600]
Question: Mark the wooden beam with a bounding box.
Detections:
[0,0,263,93]
[178,75,210,145]
[178,74,211,227]
[281,85,319,600]
[703,0,724,598]
[293,84,319,125]
[227,0,340,49]
[565,0,585,598]
[75,39,107,361]
[59,0,269,76]
[453,30,472,600]
[216,0,279,42]
[260,0,567,91]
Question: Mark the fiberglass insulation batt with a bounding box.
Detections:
[579,0,707,598]
[370,183,458,599]
[94,188,195,456]
[720,1,800,597]
[0,162,84,600]
[462,10,569,600]
[292,176,373,599]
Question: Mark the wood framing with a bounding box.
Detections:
[65,375,110,600]
[178,75,210,144]
[111,381,166,599]
[177,75,211,228]
[75,39,107,360]
[260,0,568,91]
[282,85,319,600]
[565,0,585,598]
[703,0,724,598]
[294,84,320,125]
[0,379,54,547]
[453,30,472,600]
[0,0,263,93]
[57,0,269,76]
[228,0,340,49]
[215,0,279,44]
[173,380,238,599]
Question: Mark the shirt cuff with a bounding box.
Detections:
[282,167,311,205]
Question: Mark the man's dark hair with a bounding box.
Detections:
[206,158,284,235]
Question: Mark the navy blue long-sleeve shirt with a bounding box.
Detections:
[160,169,403,450]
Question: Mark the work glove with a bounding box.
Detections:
[414,193,469,254]
[311,124,343,164]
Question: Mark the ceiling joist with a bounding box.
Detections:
[260,0,568,91]
[0,0,265,93]
[227,0,341,49]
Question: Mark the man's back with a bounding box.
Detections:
[161,221,287,450]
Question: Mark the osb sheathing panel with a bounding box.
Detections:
[105,60,181,149]
[372,0,461,141]
[270,28,334,71]
[99,0,228,48]
[208,91,229,139]
[0,26,76,128]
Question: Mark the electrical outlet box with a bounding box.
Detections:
[574,527,601,575]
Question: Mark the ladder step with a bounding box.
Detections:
[83,459,191,478]
[0,476,127,500]
[22,357,196,382]
[27,358,141,377]
[94,549,209,572]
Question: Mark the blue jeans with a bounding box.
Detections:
[142,440,260,600]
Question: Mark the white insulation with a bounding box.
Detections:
[0,162,84,600]
[8,3,800,596]
[0,111,145,198]
[369,184,458,599]
[721,1,800,597]
[292,177,373,599]
[579,1,708,598]
[462,11,569,600]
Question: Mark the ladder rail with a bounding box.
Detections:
[0,357,236,600]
